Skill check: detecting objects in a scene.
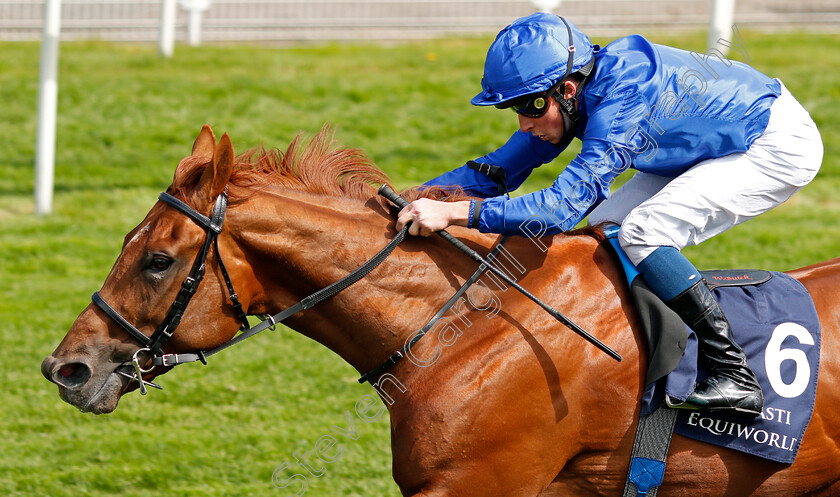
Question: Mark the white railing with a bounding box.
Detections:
[1,0,838,42]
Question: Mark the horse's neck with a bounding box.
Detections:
[226,189,638,395]
[228,189,475,373]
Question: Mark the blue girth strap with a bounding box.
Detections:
[623,406,679,497]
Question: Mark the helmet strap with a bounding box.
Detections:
[549,84,580,150]
[551,57,595,148]
[555,92,580,123]
[553,105,577,150]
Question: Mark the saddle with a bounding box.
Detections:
[603,227,821,477]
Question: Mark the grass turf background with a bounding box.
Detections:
[2,29,839,496]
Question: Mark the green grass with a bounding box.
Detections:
[2,29,840,496]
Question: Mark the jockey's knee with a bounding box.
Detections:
[618,222,656,266]
[617,218,666,267]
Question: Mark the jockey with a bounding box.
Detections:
[396,13,823,416]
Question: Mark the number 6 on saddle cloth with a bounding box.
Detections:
[603,225,822,497]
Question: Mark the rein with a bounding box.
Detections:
[357,236,509,383]
[92,190,409,394]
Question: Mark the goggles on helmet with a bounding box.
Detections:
[493,16,577,119]
[497,78,565,118]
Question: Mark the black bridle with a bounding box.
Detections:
[92,190,410,394]
[92,191,248,393]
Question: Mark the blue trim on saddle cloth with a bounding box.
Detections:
[628,457,666,497]
[603,225,640,286]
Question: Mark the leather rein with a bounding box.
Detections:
[92,190,410,394]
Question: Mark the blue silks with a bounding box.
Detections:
[425,34,781,237]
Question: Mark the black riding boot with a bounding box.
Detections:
[665,280,764,416]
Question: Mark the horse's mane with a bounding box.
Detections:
[170,124,472,204]
[169,124,601,240]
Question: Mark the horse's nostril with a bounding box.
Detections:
[52,362,92,389]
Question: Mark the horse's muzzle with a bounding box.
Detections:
[41,354,127,414]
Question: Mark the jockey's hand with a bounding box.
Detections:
[396,199,471,236]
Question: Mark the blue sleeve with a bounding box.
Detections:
[423,130,563,197]
[476,152,615,236]
[478,91,643,236]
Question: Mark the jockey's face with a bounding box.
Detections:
[516,80,578,146]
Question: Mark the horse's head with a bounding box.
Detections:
[41,125,249,414]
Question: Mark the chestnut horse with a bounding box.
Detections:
[42,125,840,496]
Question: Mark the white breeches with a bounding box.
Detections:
[588,82,823,265]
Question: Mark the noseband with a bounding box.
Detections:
[92,191,248,394]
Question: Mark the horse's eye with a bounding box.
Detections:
[148,255,173,272]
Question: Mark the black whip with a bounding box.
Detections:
[378,184,621,362]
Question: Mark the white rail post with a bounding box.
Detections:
[159,0,176,57]
[708,0,736,56]
[34,0,62,216]
[180,0,211,47]
[530,0,562,13]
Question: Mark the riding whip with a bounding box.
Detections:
[378,184,621,362]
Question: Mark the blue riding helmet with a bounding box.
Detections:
[472,13,595,107]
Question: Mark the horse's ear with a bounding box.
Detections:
[192,124,217,157]
[194,133,234,211]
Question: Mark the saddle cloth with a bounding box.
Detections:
[604,228,821,463]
